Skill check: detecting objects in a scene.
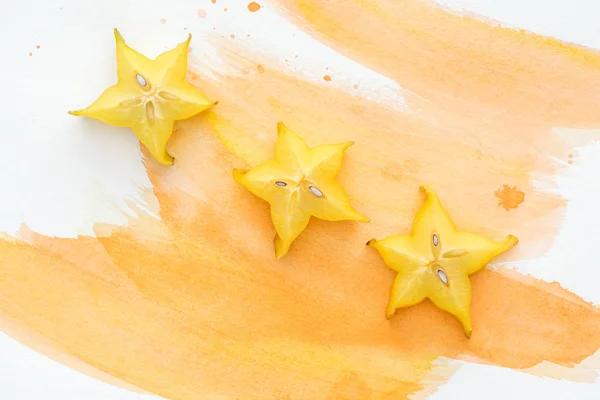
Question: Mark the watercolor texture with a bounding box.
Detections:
[2,0,600,399]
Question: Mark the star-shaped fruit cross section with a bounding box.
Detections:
[69,29,216,165]
[234,122,369,258]
[368,186,518,337]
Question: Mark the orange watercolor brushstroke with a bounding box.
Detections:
[1,1,600,399]
[0,170,598,399]
[276,0,600,128]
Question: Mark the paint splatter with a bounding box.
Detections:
[495,185,525,211]
[248,2,261,12]
[224,8,228,12]
[211,0,216,3]
[197,9,207,18]
[160,18,167,24]
[353,84,358,89]
[230,34,235,39]
[324,74,332,81]
[36,45,40,49]
[257,64,265,73]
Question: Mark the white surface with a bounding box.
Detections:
[430,361,600,400]
[1,0,599,398]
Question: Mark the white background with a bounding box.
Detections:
[1,0,599,398]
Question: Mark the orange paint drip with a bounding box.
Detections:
[495,185,525,211]
[323,74,332,81]
[248,2,261,12]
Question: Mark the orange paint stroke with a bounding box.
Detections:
[2,0,600,399]
[495,184,525,211]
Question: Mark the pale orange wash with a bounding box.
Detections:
[1,0,600,399]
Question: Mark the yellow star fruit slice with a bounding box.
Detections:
[70,29,216,165]
[234,122,369,258]
[368,186,517,337]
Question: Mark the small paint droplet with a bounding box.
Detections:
[224,8,227,12]
[568,160,573,165]
[36,45,40,49]
[437,269,449,285]
[28,52,32,56]
[191,75,197,80]
[353,84,358,89]
[275,181,287,187]
[257,65,265,73]
[324,75,332,81]
[197,9,207,18]
[230,34,235,38]
[247,34,251,37]
[248,2,261,12]
[160,18,167,24]
[568,153,573,158]
[211,0,216,3]
[494,184,525,211]
[309,186,324,197]
[325,66,329,70]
